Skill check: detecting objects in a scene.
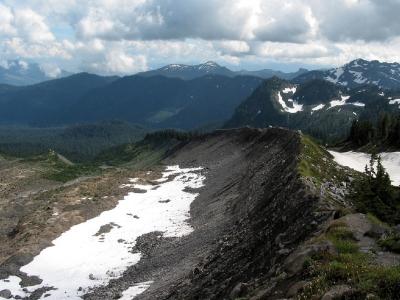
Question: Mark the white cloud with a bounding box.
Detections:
[0,4,16,36]
[83,48,148,75]
[13,9,55,43]
[40,63,62,78]
[213,41,250,55]
[2,0,400,74]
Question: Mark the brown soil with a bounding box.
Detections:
[0,157,163,280]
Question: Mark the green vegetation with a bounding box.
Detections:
[0,121,147,162]
[299,135,350,185]
[95,129,198,167]
[299,222,400,300]
[379,234,400,254]
[31,150,100,183]
[298,141,400,298]
[16,129,197,183]
[349,113,400,150]
[350,154,400,224]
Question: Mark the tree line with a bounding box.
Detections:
[348,113,400,148]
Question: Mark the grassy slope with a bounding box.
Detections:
[300,221,400,300]
[297,134,400,299]
[22,131,190,183]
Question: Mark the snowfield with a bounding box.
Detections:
[0,165,205,300]
[277,91,303,114]
[329,95,350,108]
[282,86,297,94]
[329,151,400,186]
[312,104,325,111]
[389,98,400,108]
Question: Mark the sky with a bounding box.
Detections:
[1,0,400,76]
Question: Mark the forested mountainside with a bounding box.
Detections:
[0,73,261,130]
[0,121,147,162]
[225,76,400,142]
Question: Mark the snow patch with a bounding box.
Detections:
[120,281,153,299]
[312,104,325,111]
[350,102,365,107]
[330,95,350,108]
[325,67,344,84]
[329,151,400,186]
[0,166,205,300]
[389,98,400,108]
[349,70,367,84]
[277,92,303,114]
[282,87,297,94]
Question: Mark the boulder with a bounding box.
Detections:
[286,281,308,298]
[321,285,352,300]
[229,282,248,299]
[284,241,336,276]
[366,223,389,240]
[0,289,12,299]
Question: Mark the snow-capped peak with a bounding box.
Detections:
[296,58,400,90]
[198,61,221,71]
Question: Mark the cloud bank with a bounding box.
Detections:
[1,0,400,74]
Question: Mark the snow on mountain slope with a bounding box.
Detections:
[277,89,303,113]
[329,151,400,186]
[295,59,400,90]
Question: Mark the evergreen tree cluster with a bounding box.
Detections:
[349,113,400,148]
[0,121,146,162]
[350,154,400,224]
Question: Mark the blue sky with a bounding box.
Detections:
[1,0,400,76]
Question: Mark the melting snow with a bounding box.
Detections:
[325,67,344,84]
[389,99,400,108]
[350,102,365,107]
[0,166,205,300]
[277,92,303,114]
[329,151,400,186]
[330,95,350,108]
[282,87,297,94]
[120,281,153,300]
[312,104,325,111]
[349,70,367,84]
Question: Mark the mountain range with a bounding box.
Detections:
[1,58,400,142]
[137,61,308,80]
[0,60,70,86]
[0,73,262,129]
[4,58,400,92]
[225,76,400,141]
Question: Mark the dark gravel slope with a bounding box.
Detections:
[85,127,329,300]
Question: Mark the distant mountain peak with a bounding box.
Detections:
[202,61,220,67]
[138,62,308,81]
[294,58,400,90]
